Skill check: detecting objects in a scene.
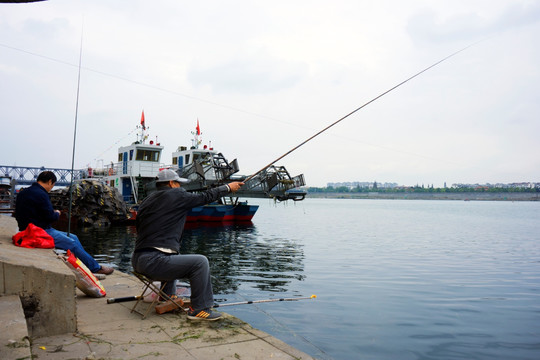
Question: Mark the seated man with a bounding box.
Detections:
[132,169,243,321]
[15,171,113,275]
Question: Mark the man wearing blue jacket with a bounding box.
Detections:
[15,171,113,275]
[132,169,243,321]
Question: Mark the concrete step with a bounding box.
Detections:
[0,295,31,360]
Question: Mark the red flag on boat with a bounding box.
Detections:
[141,110,146,130]
[196,119,201,135]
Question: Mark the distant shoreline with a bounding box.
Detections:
[305,192,540,201]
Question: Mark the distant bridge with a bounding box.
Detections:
[0,165,86,186]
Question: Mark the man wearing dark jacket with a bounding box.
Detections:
[132,169,243,321]
[15,171,113,275]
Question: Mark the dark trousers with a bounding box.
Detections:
[132,250,214,311]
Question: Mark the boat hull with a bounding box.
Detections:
[128,203,258,223]
[186,203,258,222]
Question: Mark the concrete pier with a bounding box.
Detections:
[0,215,314,360]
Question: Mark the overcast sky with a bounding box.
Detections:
[1,0,539,187]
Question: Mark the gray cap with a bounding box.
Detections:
[156,169,190,184]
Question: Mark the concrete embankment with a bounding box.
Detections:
[0,215,314,360]
[307,192,540,201]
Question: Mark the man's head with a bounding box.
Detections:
[155,169,190,189]
[36,171,57,192]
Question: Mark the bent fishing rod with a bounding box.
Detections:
[244,40,485,183]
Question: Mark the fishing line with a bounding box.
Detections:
[0,42,280,124]
[67,23,84,236]
[90,126,139,165]
[245,39,486,182]
[2,40,477,168]
[252,301,333,360]
[0,41,327,139]
[1,33,457,166]
[211,276,331,359]
[4,37,483,181]
[224,294,332,359]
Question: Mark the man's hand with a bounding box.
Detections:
[55,210,61,216]
[227,182,244,192]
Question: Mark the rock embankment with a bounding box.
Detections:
[49,180,129,226]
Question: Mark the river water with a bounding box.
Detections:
[74,198,540,360]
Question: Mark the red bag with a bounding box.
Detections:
[12,223,55,249]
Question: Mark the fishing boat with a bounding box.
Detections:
[91,116,306,223]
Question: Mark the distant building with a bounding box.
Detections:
[326,181,399,189]
[324,181,540,190]
[452,182,539,189]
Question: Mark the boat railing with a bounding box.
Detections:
[87,161,164,179]
[85,163,117,178]
[136,162,163,177]
[0,177,15,210]
[211,153,239,180]
[231,165,306,199]
[179,152,238,183]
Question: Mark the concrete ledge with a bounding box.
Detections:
[0,295,31,360]
[0,215,77,338]
[1,215,315,359]
[30,271,315,359]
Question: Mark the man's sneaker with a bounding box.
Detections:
[186,307,222,321]
[96,265,114,275]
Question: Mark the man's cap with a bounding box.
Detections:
[156,169,190,184]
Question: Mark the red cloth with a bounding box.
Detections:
[12,223,55,249]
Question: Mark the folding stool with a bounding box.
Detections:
[131,271,184,319]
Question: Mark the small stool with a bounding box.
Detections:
[131,272,184,319]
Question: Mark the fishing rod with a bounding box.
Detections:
[67,24,84,236]
[105,294,317,306]
[213,294,317,307]
[244,40,484,183]
[106,295,142,304]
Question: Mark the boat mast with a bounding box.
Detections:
[191,119,202,149]
[138,110,148,144]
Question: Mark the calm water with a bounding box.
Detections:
[75,199,540,360]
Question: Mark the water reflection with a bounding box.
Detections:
[74,225,137,272]
[181,223,306,294]
[73,222,305,295]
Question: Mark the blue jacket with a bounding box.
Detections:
[15,182,59,231]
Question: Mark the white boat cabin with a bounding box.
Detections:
[103,141,164,203]
[117,142,163,177]
[171,144,221,182]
